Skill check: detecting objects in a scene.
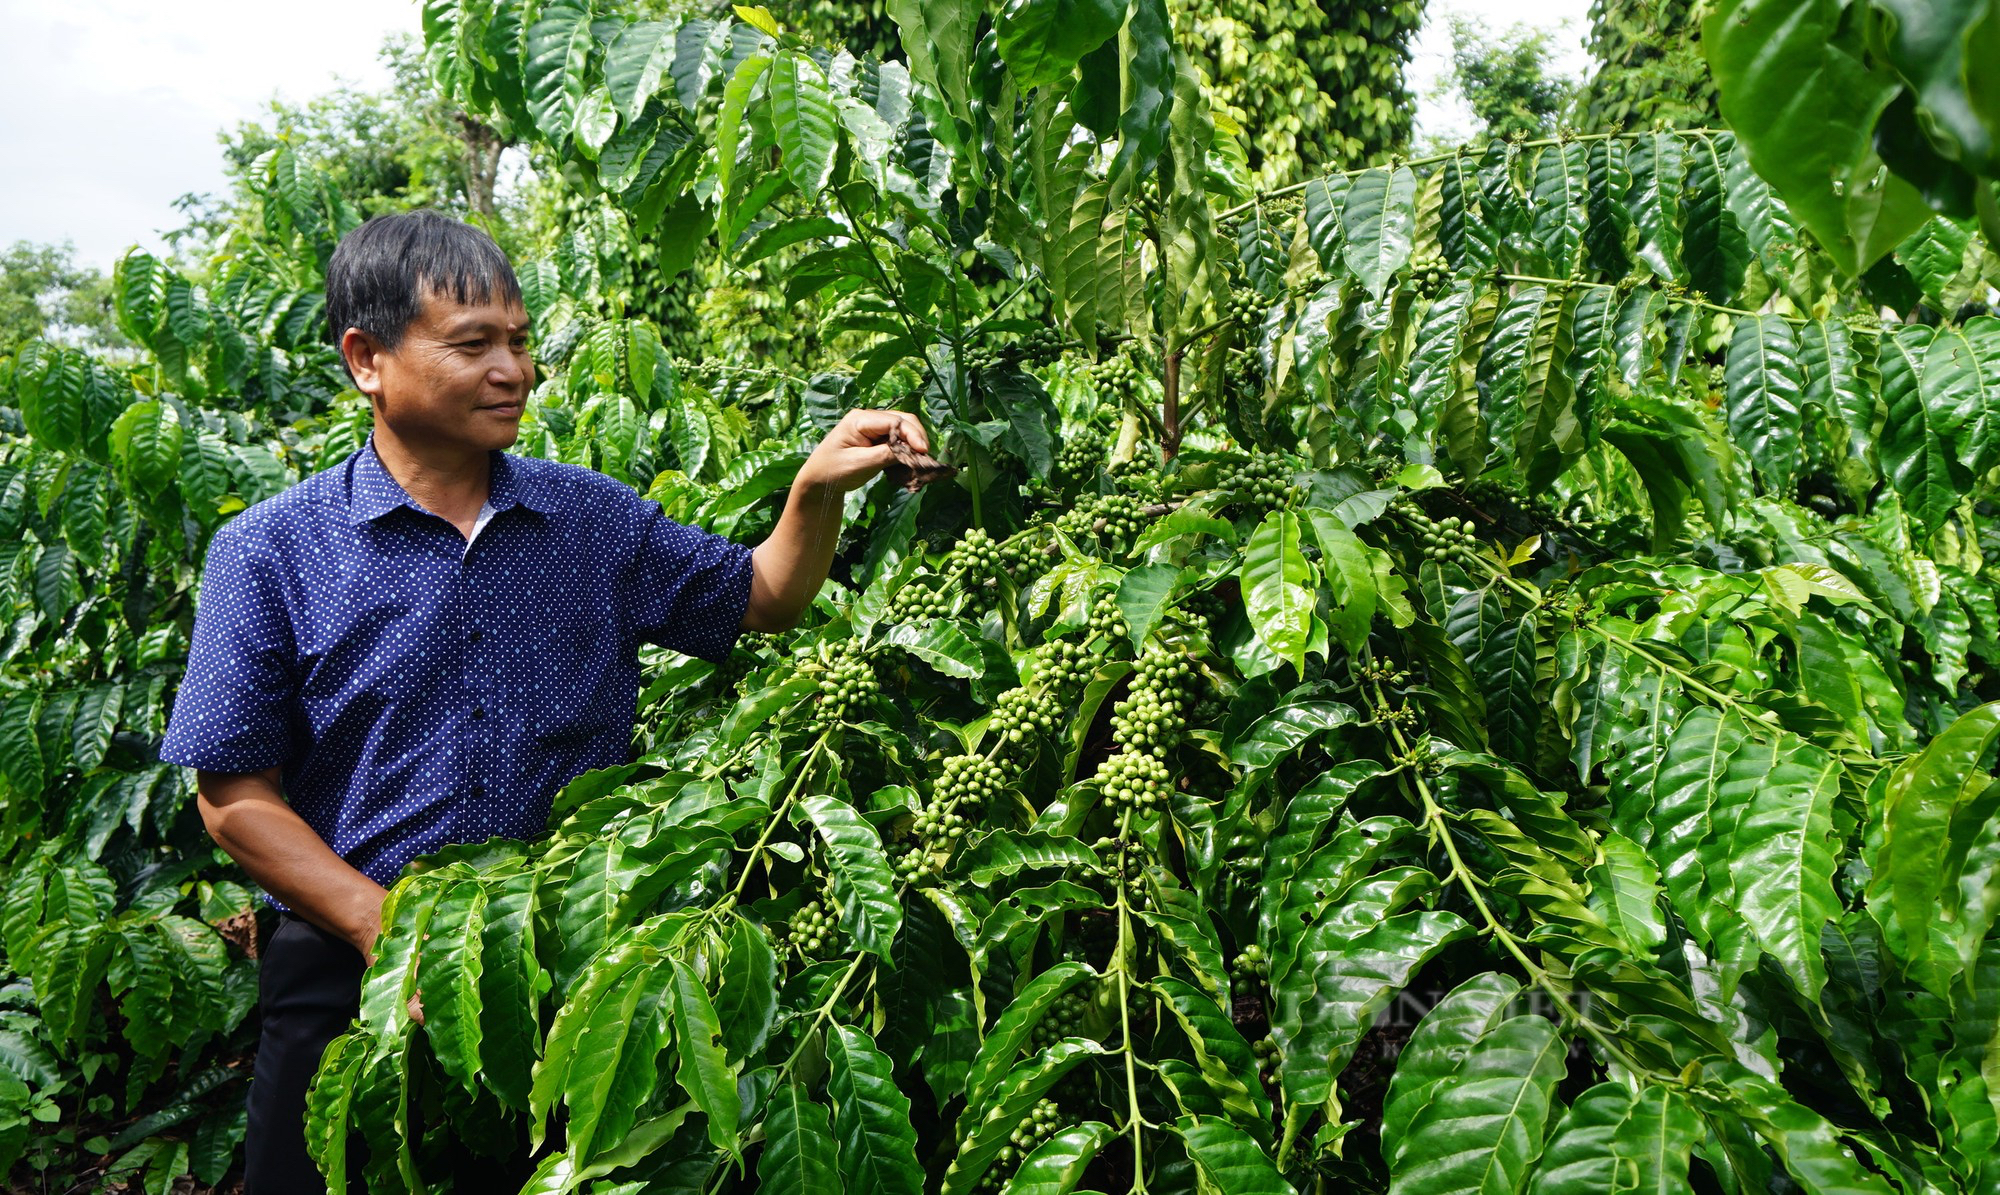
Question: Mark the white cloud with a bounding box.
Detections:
[0,0,420,271]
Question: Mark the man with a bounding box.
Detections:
[158,209,924,1192]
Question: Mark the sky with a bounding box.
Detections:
[0,0,1592,274]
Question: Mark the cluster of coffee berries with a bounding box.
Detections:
[1223,286,1267,327]
[1086,593,1130,643]
[1395,500,1481,567]
[1252,1035,1279,1080]
[993,685,1060,744]
[1408,252,1450,296]
[1218,453,1302,513]
[1033,638,1095,697]
[1222,345,1263,395]
[1112,649,1196,756]
[808,643,879,731]
[1017,326,1067,364]
[1375,703,1421,730]
[979,1099,1067,1192]
[888,579,954,623]
[910,797,976,849]
[1031,990,1093,1049]
[946,528,1006,612]
[1058,493,1146,545]
[938,752,1006,814]
[1389,741,1442,776]
[1057,438,1105,485]
[960,343,1003,371]
[1353,658,1411,688]
[891,838,939,883]
[1097,750,1171,813]
[1086,350,1145,400]
[787,899,837,959]
[1230,944,1270,996]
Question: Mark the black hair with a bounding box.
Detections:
[325,210,522,375]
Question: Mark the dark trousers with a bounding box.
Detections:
[245,914,364,1195]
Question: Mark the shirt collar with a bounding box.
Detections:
[347,436,552,525]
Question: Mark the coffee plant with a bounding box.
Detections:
[3,0,2000,1191]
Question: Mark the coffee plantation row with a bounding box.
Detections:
[4,0,2000,1191]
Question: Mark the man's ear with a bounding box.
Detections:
[340,327,388,401]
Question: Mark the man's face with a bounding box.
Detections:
[346,285,535,455]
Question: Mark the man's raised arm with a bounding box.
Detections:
[743,409,929,632]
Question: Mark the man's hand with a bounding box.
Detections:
[792,409,930,494]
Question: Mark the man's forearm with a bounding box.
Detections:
[745,479,846,631]
[196,769,390,961]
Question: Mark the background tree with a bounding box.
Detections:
[1438,16,1577,144]
[0,242,128,354]
[1574,0,1718,132]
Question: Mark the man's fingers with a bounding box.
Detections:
[842,409,928,455]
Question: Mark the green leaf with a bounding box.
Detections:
[1272,908,1472,1107]
[770,52,839,197]
[796,792,902,958]
[666,956,740,1157]
[1703,0,1930,274]
[1114,562,1181,652]
[963,962,1095,1118]
[1527,142,1587,277]
[1725,314,1806,495]
[605,19,679,123]
[1700,729,1843,1000]
[1386,1013,1568,1195]
[1241,510,1317,674]
[110,400,185,499]
[826,1025,924,1195]
[1587,833,1667,954]
[1525,1083,1702,1195]
[419,878,487,1091]
[1380,974,1523,1169]
[305,1030,369,1193]
[1800,317,1879,475]
[1342,166,1419,299]
[941,1039,1107,1195]
[994,0,1123,91]
[1001,1120,1115,1195]
[1228,700,1359,799]
[1154,977,1272,1136]
[477,870,542,1111]
[954,830,1102,885]
[1176,1117,1299,1194]
[1868,701,2000,991]
[0,698,44,804]
[1684,134,1750,303]
[1926,318,2000,476]
[758,1081,840,1195]
[884,620,986,678]
[524,0,594,145]
[714,916,779,1061]
[1303,512,1382,656]
[1626,133,1687,283]
[1879,323,1959,533]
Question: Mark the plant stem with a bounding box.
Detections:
[1369,676,1652,1078]
[1110,815,1149,1193]
[727,737,826,904]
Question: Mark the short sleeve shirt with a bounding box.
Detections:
[159,438,754,889]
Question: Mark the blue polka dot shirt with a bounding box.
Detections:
[160,437,754,891]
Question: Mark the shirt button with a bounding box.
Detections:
[469,629,483,643]
[470,782,485,798]
[472,706,486,720]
